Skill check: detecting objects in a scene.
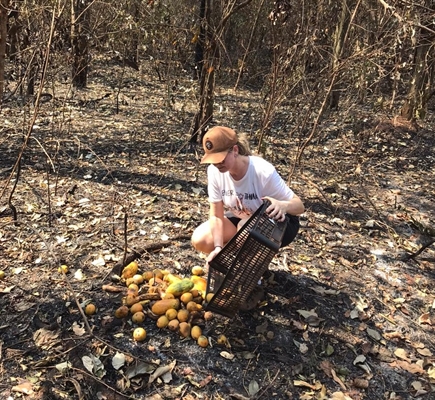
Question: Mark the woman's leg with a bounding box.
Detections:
[191,217,238,254]
[280,215,300,247]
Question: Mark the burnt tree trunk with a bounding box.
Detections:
[191,0,214,144]
[71,0,90,88]
[0,0,8,103]
[400,20,435,121]
[330,0,358,110]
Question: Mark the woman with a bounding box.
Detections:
[192,126,304,264]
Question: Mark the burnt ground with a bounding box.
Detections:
[0,62,434,400]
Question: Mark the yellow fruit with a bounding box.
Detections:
[177,309,190,323]
[58,265,69,274]
[186,301,199,312]
[179,322,191,338]
[191,266,204,276]
[180,292,193,305]
[153,269,164,280]
[84,303,96,315]
[128,283,139,293]
[197,335,208,348]
[122,261,139,279]
[203,311,213,321]
[132,311,146,324]
[190,289,200,298]
[142,271,154,282]
[165,308,178,321]
[125,294,139,306]
[114,305,129,318]
[133,327,146,341]
[132,274,144,285]
[130,303,144,314]
[151,299,180,315]
[191,325,202,340]
[156,315,169,329]
[191,276,207,294]
[168,319,180,332]
[217,334,227,345]
[0,270,5,280]
[205,292,214,303]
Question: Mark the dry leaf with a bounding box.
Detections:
[220,351,235,360]
[418,313,432,325]
[389,360,424,374]
[331,368,347,390]
[416,348,432,357]
[149,360,176,384]
[367,327,381,341]
[394,348,410,361]
[12,381,33,395]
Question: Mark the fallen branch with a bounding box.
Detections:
[110,234,192,276]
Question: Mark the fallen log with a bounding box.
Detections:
[111,234,191,276]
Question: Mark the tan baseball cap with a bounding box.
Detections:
[201,126,238,164]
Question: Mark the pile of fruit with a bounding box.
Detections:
[112,261,215,347]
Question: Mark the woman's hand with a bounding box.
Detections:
[206,246,222,263]
[263,197,287,222]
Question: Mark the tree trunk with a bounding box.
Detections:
[71,0,90,88]
[191,0,213,144]
[400,22,435,121]
[0,0,8,103]
[330,0,358,110]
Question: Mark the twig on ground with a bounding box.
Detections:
[109,233,192,276]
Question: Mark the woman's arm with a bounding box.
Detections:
[206,201,226,262]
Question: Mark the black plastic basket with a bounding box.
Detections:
[204,200,287,318]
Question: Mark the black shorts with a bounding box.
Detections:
[227,214,300,248]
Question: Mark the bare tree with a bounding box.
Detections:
[400,2,435,121]
[71,0,91,88]
[0,0,8,103]
[190,0,254,144]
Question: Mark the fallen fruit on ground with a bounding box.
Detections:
[132,274,144,285]
[114,305,129,318]
[180,292,193,305]
[133,327,146,341]
[191,325,202,340]
[0,270,5,280]
[156,315,169,328]
[177,309,189,322]
[191,266,204,276]
[165,308,178,321]
[217,334,227,345]
[168,319,179,331]
[203,311,213,321]
[197,335,208,348]
[179,322,191,338]
[130,302,143,314]
[151,299,180,315]
[85,303,96,315]
[58,265,69,274]
[121,261,139,279]
[132,311,146,324]
[125,294,139,306]
[166,278,194,297]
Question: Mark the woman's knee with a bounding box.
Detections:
[191,224,212,253]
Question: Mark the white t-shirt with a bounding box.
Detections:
[207,156,294,219]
